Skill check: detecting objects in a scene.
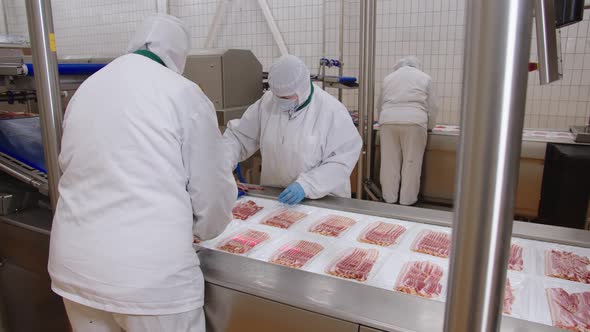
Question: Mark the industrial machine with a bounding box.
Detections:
[0,48,263,211]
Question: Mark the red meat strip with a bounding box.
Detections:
[217,229,270,254]
[545,250,590,284]
[359,222,406,247]
[546,288,590,332]
[508,244,524,271]
[309,215,356,237]
[326,248,379,282]
[394,261,444,298]
[411,230,451,258]
[261,209,307,229]
[503,279,515,315]
[232,200,263,220]
[270,240,324,269]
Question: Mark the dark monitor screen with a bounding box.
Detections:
[555,0,585,28]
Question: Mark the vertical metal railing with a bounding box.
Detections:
[357,0,376,199]
[25,0,63,212]
[444,0,534,330]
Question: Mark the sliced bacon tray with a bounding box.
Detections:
[546,288,590,332]
[410,230,451,258]
[545,249,590,284]
[232,200,264,220]
[508,244,524,271]
[261,208,308,229]
[358,221,406,247]
[326,248,379,282]
[270,240,325,269]
[394,261,444,299]
[503,279,515,315]
[217,229,270,254]
[309,215,356,237]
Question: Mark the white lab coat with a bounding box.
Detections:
[48,54,237,315]
[378,66,438,129]
[224,84,362,199]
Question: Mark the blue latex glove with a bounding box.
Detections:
[237,188,246,199]
[278,182,305,205]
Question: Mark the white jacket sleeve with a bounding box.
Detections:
[426,81,439,130]
[180,85,237,241]
[296,109,362,199]
[222,98,263,170]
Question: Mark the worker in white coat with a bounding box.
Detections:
[224,55,361,205]
[379,56,438,205]
[48,14,236,332]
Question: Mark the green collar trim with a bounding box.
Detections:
[295,82,314,112]
[133,50,165,67]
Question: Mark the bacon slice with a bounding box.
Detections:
[270,240,324,269]
[503,279,515,315]
[217,229,270,254]
[410,230,451,258]
[326,248,379,282]
[508,244,524,271]
[261,208,308,229]
[309,215,356,237]
[394,261,444,298]
[358,222,406,247]
[546,288,590,332]
[545,249,590,284]
[232,200,264,220]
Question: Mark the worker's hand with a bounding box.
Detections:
[278,182,305,205]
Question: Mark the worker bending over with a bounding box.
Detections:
[224,55,362,205]
[48,14,236,332]
[379,56,438,205]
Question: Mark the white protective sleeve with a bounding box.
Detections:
[223,98,263,170]
[180,85,237,241]
[426,81,439,130]
[296,110,362,199]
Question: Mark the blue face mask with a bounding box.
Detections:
[275,96,298,112]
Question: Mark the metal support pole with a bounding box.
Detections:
[204,0,227,49]
[357,0,376,198]
[338,0,345,102]
[25,0,63,212]
[443,0,534,331]
[535,0,560,85]
[257,0,289,56]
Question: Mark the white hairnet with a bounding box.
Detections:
[127,14,190,74]
[392,56,421,72]
[268,55,311,102]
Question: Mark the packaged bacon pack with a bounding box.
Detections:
[358,221,407,247]
[394,260,444,299]
[544,248,590,284]
[216,228,271,254]
[232,200,264,221]
[269,239,325,269]
[325,247,382,282]
[410,229,452,258]
[308,214,358,237]
[369,252,449,302]
[260,207,310,229]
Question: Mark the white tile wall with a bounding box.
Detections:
[3,0,589,129]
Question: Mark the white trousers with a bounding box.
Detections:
[379,124,427,205]
[63,299,205,332]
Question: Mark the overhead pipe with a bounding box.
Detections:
[24,63,107,76]
[25,0,63,212]
[444,0,534,330]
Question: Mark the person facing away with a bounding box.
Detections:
[223,54,362,205]
[379,56,438,206]
[48,14,236,332]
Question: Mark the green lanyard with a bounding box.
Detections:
[295,82,314,112]
[133,50,166,67]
